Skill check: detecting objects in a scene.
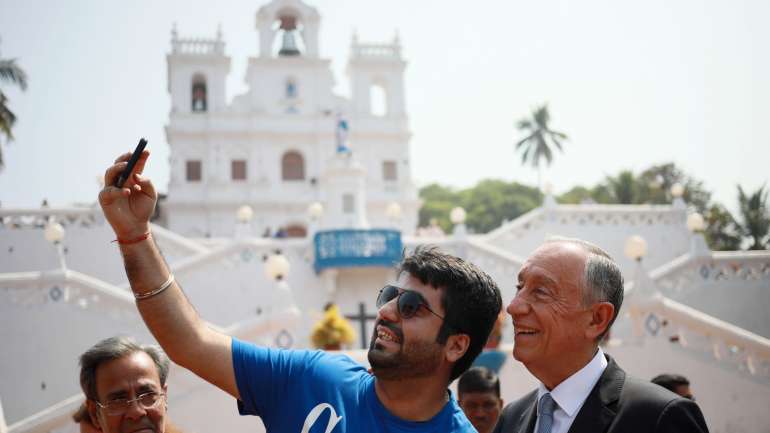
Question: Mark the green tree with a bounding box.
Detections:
[459,180,541,233]
[605,170,639,204]
[418,180,542,234]
[737,185,770,250]
[418,183,458,232]
[558,186,595,204]
[637,163,711,213]
[0,50,28,169]
[515,104,568,189]
[704,204,742,251]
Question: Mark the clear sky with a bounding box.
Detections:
[0,0,768,214]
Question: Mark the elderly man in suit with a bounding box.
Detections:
[493,238,708,433]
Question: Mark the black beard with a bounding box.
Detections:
[367,320,443,381]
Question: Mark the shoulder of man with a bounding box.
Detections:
[492,389,538,433]
[615,375,709,432]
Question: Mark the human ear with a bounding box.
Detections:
[86,401,104,432]
[586,302,614,340]
[445,333,470,362]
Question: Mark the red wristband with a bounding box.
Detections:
[113,232,151,245]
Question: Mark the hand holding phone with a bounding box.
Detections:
[115,138,148,188]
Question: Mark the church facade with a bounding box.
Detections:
[164,0,419,238]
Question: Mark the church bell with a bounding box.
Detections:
[278,30,301,56]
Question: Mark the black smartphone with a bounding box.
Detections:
[115,138,148,188]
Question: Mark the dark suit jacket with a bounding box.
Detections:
[493,355,708,433]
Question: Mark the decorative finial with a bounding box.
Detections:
[171,22,178,40]
[216,23,223,40]
[394,29,401,45]
[351,29,359,45]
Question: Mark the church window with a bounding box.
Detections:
[343,194,355,214]
[382,161,398,181]
[370,84,387,117]
[186,160,202,182]
[191,74,208,112]
[281,151,305,180]
[231,160,247,181]
[285,224,307,238]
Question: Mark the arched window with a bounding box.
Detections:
[191,74,207,112]
[370,84,387,117]
[281,151,305,180]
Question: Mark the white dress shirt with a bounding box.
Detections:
[533,348,608,433]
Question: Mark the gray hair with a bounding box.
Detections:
[546,237,624,338]
[79,336,170,401]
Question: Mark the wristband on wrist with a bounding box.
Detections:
[134,274,175,301]
[113,232,151,245]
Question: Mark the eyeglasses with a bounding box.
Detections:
[376,285,446,321]
[95,392,165,416]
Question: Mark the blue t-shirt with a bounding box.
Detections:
[232,338,476,433]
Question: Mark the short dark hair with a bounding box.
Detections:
[398,246,502,381]
[79,336,170,401]
[651,373,690,392]
[458,367,500,398]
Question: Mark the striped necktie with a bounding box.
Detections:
[537,393,557,433]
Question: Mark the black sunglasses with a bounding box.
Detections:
[376,285,446,321]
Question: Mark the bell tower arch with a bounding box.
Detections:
[256,0,320,59]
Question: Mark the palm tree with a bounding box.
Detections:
[515,104,568,190]
[0,50,29,169]
[737,185,770,250]
[605,170,638,204]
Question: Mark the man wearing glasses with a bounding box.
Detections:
[98,150,502,432]
[79,336,170,433]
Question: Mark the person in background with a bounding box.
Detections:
[651,374,695,400]
[458,367,504,433]
[79,336,171,433]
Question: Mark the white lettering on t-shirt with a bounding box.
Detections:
[301,403,343,433]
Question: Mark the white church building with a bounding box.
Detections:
[1,1,770,433]
[164,0,418,238]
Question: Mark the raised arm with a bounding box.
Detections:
[98,150,239,399]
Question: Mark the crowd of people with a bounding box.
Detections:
[73,149,709,432]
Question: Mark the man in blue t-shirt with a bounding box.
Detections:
[98,151,503,432]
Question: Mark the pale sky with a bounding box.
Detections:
[0,0,768,214]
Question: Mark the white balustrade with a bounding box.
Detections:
[171,37,224,55]
[628,294,770,378]
[0,207,103,229]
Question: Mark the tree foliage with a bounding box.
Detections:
[418,180,541,234]
[704,204,742,251]
[515,104,567,187]
[737,185,770,250]
[557,163,712,211]
[420,162,766,251]
[0,53,29,169]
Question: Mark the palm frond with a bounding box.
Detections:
[515,132,536,149]
[539,134,553,166]
[516,119,533,131]
[520,141,533,165]
[0,59,28,90]
[550,134,563,152]
[0,92,16,140]
[533,105,550,128]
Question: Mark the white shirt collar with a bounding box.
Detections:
[537,347,608,417]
